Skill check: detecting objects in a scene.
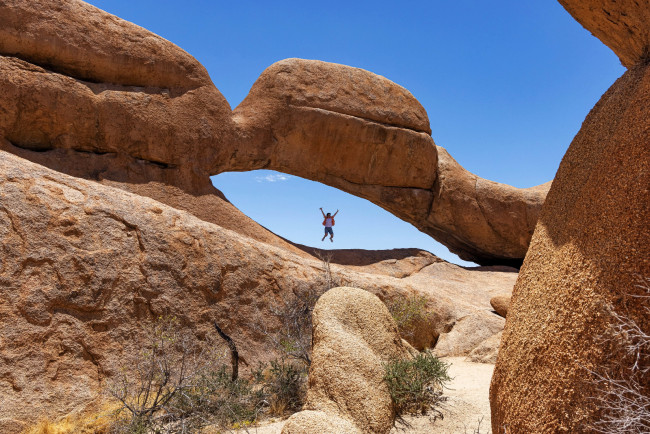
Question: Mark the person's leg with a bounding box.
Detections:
[322,228,327,241]
[329,228,334,242]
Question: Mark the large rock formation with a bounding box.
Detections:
[558,0,650,68]
[490,2,650,430]
[282,287,411,434]
[427,148,549,266]
[0,151,516,431]
[0,0,212,89]
[231,58,549,265]
[0,137,309,257]
[467,331,502,364]
[0,0,548,266]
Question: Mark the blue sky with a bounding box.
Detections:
[86,1,624,265]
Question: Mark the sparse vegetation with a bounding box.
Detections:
[315,251,341,290]
[383,351,450,421]
[263,359,307,415]
[22,403,118,434]
[464,416,487,434]
[386,294,431,341]
[588,277,650,434]
[260,251,339,366]
[264,285,321,366]
[107,315,204,432]
[102,316,308,433]
[106,252,342,433]
[26,254,343,433]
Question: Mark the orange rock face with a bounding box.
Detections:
[490,62,650,433]
[558,0,650,68]
[0,151,517,430]
[0,0,212,89]
[491,2,650,431]
[0,0,567,428]
[0,0,547,266]
[433,311,504,358]
[428,148,549,265]
[230,59,549,265]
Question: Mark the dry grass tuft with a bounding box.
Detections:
[588,277,650,433]
[22,403,120,434]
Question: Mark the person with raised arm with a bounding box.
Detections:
[320,207,339,242]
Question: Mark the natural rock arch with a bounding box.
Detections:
[227,58,549,265]
[0,0,549,265]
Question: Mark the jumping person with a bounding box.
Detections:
[320,207,339,242]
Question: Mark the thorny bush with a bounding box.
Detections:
[588,277,650,434]
[108,316,306,433]
[383,351,450,423]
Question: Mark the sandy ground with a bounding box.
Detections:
[391,357,494,434]
[236,357,494,434]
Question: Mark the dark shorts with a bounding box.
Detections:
[324,227,334,235]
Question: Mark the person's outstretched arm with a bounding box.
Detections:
[333,209,339,217]
[320,207,326,217]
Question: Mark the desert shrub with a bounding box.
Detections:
[108,315,207,432]
[266,285,321,366]
[315,251,341,290]
[383,351,450,419]
[111,253,342,432]
[107,316,311,433]
[263,359,308,416]
[255,287,315,418]
[588,277,650,433]
[386,294,430,340]
[262,252,339,366]
[464,416,487,434]
[167,364,267,432]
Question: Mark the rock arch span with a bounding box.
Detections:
[228,59,549,265]
[0,0,549,265]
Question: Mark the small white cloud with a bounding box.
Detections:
[256,174,289,183]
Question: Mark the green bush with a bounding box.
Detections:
[383,352,450,418]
